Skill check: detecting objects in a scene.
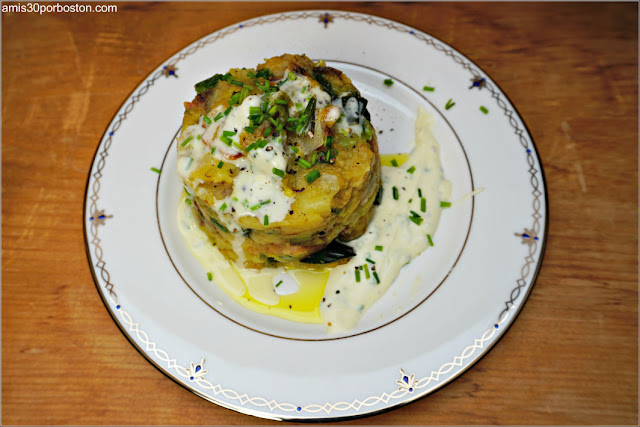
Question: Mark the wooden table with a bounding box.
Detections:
[2,2,637,425]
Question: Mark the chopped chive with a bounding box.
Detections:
[207,272,213,281]
[409,211,423,226]
[260,199,271,205]
[233,142,243,151]
[301,86,307,93]
[445,99,455,110]
[228,92,241,105]
[185,198,192,206]
[272,167,285,178]
[202,115,212,125]
[375,245,383,251]
[264,215,269,226]
[224,106,232,115]
[275,280,282,288]
[305,169,321,184]
[274,99,288,105]
[196,134,201,139]
[423,86,435,92]
[325,148,334,163]
[390,158,399,167]
[480,106,489,114]
[244,126,255,134]
[325,136,333,148]
[372,271,380,284]
[418,188,423,198]
[217,160,224,169]
[383,78,394,86]
[263,125,272,137]
[247,71,256,78]
[363,263,370,279]
[427,234,434,246]
[297,97,316,134]
[355,268,361,282]
[243,84,253,90]
[421,197,427,212]
[257,139,269,148]
[220,135,233,146]
[249,106,260,114]
[392,186,399,200]
[291,146,299,154]
[150,167,161,174]
[295,102,303,110]
[440,201,451,207]
[297,158,312,168]
[250,203,262,211]
[365,257,375,264]
[214,112,224,122]
[180,136,193,147]
[268,105,277,116]
[311,152,318,165]
[222,130,237,137]
[219,203,227,212]
[407,166,416,174]
[230,79,244,86]
[211,147,216,154]
[287,71,296,81]
[244,142,256,152]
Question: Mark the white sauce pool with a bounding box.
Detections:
[177,108,450,333]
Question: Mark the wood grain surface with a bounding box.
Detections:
[2,1,637,425]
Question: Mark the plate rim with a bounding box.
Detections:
[82,8,550,421]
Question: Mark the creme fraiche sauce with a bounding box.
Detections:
[177,107,451,333]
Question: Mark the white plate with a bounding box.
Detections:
[84,10,547,421]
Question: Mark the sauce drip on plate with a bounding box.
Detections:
[177,108,451,332]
